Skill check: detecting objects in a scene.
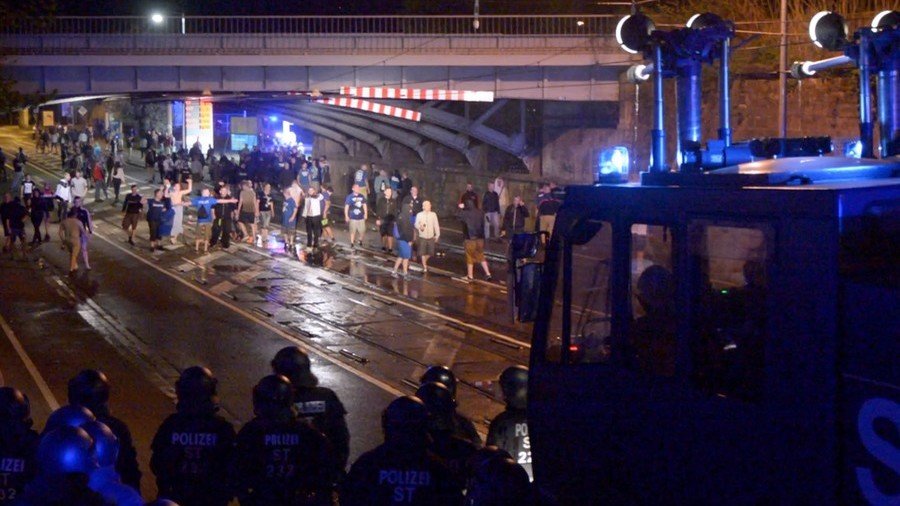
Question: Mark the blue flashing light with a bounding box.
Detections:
[843,139,863,158]
[597,146,630,183]
[268,115,278,122]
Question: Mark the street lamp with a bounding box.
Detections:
[150,12,164,25]
[808,11,848,50]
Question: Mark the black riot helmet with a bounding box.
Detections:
[415,382,457,433]
[67,369,111,415]
[499,366,529,410]
[175,366,218,414]
[0,387,33,429]
[382,396,429,441]
[467,445,514,478]
[252,375,295,421]
[271,346,318,388]
[419,365,458,398]
[466,457,531,506]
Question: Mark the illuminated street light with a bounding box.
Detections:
[576,20,585,27]
[150,13,164,25]
[808,11,848,50]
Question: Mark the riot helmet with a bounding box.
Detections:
[80,420,119,468]
[175,366,218,413]
[419,365,458,398]
[467,445,514,477]
[67,369,111,416]
[36,426,99,476]
[498,366,529,410]
[44,405,96,435]
[271,346,318,388]
[0,386,33,429]
[252,375,295,420]
[382,396,429,442]
[415,382,456,433]
[466,457,531,506]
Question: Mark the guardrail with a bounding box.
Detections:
[1,15,618,36]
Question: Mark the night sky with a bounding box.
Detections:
[52,0,607,16]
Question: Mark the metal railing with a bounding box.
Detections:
[0,15,617,36]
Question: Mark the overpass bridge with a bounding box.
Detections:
[0,15,632,100]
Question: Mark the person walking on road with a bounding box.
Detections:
[110,162,125,204]
[3,196,27,259]
[415,200,440,274]
[28,188,47,246]
[11,147,26,195]
[54,175,72,224]
[392,204,415,277]
[167,178,193,246]
[70,170,88,203]
[458,200,492,281]
[121,185,143,246]
[376,187,398,253]
[320,185,335,243]
[91,159,108,203]
[257,183,273,245]
[59,209,86,273]
[483,182,501,240]
[345,184,368,250]
[146,189,167,252]
[236,181,258,244]
[281,186,299,254]
[188,188,227,254]
[301,186,324,251]
[209,186,236,250]
[71,196,93,270]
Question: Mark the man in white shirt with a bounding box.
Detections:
[70,170,88,202]
[414,200,440,273]
[301,186,324,250]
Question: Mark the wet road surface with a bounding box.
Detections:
[0,128,531,498]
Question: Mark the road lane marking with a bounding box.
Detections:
[0,312,60,410]
[90,229,405,398]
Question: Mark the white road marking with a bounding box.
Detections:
[0,312,61,410]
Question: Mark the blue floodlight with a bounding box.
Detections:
[597,146,630,183]
[843,139,863,158]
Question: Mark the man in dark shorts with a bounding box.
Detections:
[121,185,143,245]
[236,181,258,243]
[4,196,27,258]
[146,189,167,251]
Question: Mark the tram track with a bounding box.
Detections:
[13,146,526,420]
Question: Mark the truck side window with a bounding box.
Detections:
[545,219,612,364]
[689,223,770,403]
[627,224,676,376]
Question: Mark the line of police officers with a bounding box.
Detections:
[0,346,534,505]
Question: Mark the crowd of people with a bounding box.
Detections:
[0,347,534,505]
[3,126,564,283]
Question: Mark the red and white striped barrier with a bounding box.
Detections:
[340,86,494,103]
[315,97,422,122]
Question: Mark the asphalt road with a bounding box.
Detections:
[0,127,531,500]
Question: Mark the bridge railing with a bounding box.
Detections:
[1,15,617,36]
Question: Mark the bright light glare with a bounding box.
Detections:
[615,16,638,54]
[598,146,630,179]
[268,115,278,122]
[576,20,585,27]
[809,11,830,48]
[801,61,816,77]
[150,13,164,24]
[871,10,895,30]
[635,64,650,81]
[844,139,863,158]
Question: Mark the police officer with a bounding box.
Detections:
[19,425,109,505]
[486,366,532,480]
[150,366,235,506]
[419,365,481,446]
[82,421,143,506]
[232,375,339,505]
[415,382,478,489]
[341,396,463,506]
[68,369,142,491]
[465,457,532,506]
[271,346,351,469]
[0,387,40,504]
